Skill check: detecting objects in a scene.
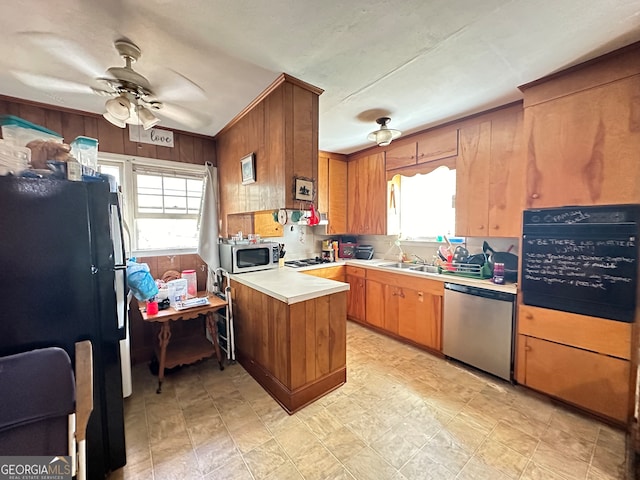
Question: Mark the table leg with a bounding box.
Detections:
[156,323,171,393]
[206,311,225,371]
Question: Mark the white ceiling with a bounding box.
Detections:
[0,0,638,154]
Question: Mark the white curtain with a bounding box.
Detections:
[197,162,220,291]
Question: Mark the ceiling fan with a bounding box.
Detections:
[12,35,211,131]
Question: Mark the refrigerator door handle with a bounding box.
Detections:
[110,192,128,340]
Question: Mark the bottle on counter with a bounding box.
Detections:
[493,262,505,284]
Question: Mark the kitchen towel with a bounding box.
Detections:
[197,162,220,291]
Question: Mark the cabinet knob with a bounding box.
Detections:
[524,345,532,352]
[478,225,484,230]
[526,314,533,320]
[531,193,539,199]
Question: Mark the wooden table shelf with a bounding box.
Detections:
[141,292,228,393]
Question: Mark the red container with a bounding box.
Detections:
[181,270,197,298]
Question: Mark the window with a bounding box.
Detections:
[389,166,456,240]
[98,153,205,255]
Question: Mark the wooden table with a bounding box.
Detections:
[140,292,227,393]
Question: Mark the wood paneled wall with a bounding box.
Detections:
[0,95,216,165]
[216,74,321,236]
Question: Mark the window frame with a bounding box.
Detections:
[386,158,457,242]
[98,152,206,257]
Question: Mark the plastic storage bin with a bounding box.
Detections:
[70,136,98,175]
[0,115,63,147]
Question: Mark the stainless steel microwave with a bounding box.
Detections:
[219,242,280,274]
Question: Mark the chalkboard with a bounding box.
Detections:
[521,234,637,322]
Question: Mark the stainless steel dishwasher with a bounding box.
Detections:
[442,283,515,381]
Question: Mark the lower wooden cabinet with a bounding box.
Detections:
[516,304,632,423]
[517,334,630,422]
[365,278,385,329]
[364,269,443,352]
[345,266,366,323]
[397,287,442,351]
[302,265,345,282]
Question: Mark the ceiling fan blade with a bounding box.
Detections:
[153,69,207,102]
[10,71,95,94]
[18,32,106,79]
[155,103,211,130]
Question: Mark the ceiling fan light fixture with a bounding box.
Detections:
[105,94,131,120]
[103,110,126,128]
[368,117,401,146]
[138,106,160,130]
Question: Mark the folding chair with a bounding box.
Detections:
[0,341,93,480]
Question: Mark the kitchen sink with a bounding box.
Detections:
[378,262,416,269]
[409,265,440,274]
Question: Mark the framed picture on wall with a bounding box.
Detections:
[294,177,314,201]
[241,153,256,185]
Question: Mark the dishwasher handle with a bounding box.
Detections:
[444,282,515,302]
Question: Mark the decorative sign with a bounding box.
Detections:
[128,126,174,148]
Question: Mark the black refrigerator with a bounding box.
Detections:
[0,175,127,478]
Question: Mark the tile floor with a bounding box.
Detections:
[108,322,630,480]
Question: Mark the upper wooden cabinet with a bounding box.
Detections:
[227,210,283,238]
[216,75,322,235]
[347,152,386,234]
[455,105,524,238]
[385,127,458,171]
[521,78,640,208]
[318,151,348,234]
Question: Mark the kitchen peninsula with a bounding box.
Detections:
[230,269,348,413]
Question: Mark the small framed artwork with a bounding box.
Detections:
[241,153,256,185]
[294,177,314,201]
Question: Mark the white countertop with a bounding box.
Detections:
[230,268,349,304]
[231,257,517,303]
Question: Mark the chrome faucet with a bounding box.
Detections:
[411,254,426,264]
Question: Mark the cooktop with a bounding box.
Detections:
[284,257,333,268]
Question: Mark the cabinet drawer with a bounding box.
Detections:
[518,335,630,422]
[367,269,443,296]
[346,265,366,278]
[518,304,631,359]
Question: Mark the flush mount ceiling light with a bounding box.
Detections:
[367,117,402,146]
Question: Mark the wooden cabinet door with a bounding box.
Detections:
[488,108,524,237]
[416,127,458,164]
[327,158,348,234]
[253,211,283,237]
[397,288,442,351]
[346,274,366,323]
[517,335,630,422]
[318,152,348,234]
[383,285,400,335]
[523,76,640,208]
[347,153,386,234]
[455,121,491,237]
[385,142,417,170]
[365,278,385,328]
